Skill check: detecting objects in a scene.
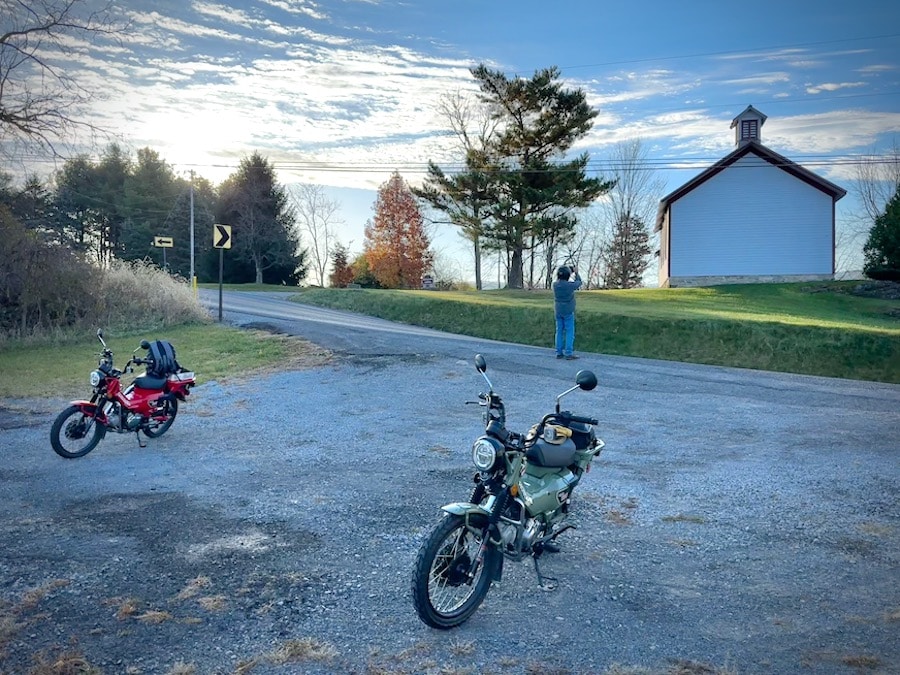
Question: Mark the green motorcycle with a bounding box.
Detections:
[412,354,604,629]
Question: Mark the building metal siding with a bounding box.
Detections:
[669,156,834,278]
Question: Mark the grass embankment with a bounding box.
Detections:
[295,282,900,384]
[0,323,329,399]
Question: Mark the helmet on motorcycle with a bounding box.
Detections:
[557,266,571,280]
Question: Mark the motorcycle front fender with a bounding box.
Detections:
[441,502,491,518]
[441,502,504,583]
[69,401,108,425]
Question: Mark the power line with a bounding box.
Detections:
[556,32,900,72]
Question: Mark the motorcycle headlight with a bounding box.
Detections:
[90,370,102,387]
[472,437,502,471]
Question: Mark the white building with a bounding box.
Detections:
[655,105,846,288]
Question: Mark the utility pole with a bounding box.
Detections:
[189,170,196,291]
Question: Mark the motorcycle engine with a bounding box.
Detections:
[497,521,517,548]
[124,412,142,431]
[521,518,542,550]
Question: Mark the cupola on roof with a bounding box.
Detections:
[730,105,767,147]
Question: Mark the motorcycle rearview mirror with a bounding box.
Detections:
[473,354,493,392]
[576,369,598,391]
[555,369,598,413]
[140,340,150,350]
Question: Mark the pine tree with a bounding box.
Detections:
[328,242,354,287]
[603,214,652,289]
[364,172,433,289]
[216,152,306,284]
[863,184,900,280]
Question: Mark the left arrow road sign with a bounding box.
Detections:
[153,236,173,247]
[213,224,232,249]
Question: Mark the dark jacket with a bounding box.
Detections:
[552,273,582,316]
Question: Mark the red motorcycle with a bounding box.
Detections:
[50,330,195,458]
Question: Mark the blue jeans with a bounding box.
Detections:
[555,313,575,356]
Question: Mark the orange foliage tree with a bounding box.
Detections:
[328,242,355,287]
[364,172,433,288]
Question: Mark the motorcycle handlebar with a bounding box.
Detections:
[549,411,599,426]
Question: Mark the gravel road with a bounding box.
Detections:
[1,293,898,674]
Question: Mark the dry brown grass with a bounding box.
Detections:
[135,610,174,625]
[20,580,70,611]
[99,260,208,331]
[0,581,72,663]
[109,597,142,621]
[859,522,893,537]
[196,595,228,612]
[164,662,197,675]
[26,647,101,675]
[662,514,707,525]
[174,576,212,601]
[267,637,339,665]
[448,639,476,657]
[233,658,260,674]
[841,654,881,669]
[607,509,634,526]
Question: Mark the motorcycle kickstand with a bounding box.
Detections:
[531,523,578,591]
[136,430,147,449]
[531,553,558,592]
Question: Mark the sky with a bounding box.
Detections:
[10,0,900,281]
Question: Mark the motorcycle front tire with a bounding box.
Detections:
[50,405,106,458]
[142,398,178,438]
[411,512,500,629]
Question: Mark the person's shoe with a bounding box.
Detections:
[565,354,579,360]
[556,353,564,359]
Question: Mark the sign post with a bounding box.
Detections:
[153,236,174,270]
[212,225,232,322]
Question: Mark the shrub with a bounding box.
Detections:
[1,208,208,343]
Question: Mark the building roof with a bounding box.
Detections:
[654,140,847,232]
[730,105,768,129]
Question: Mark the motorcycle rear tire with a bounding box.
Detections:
[142,398,178,438]
[50,405,105,459]
[411,513,500,629]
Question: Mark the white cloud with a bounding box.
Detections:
[721,72,791,87]
[259,0,329,20]
[805,81,866,94]
[857,64,896,74]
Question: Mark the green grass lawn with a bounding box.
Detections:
[2,282,897,394]
[294,282,900,383]
[0,323,329,399]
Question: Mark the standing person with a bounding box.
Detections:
[553,265,582,360]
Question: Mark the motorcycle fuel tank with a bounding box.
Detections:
[518,465,578,517]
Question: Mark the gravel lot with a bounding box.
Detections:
[1,299,898,674]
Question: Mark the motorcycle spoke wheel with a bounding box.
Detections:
[411,513,499,629]
[50,405,105,459]
[142,398,178,438]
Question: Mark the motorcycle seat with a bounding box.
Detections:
[133,375,167,390]
[526,438,578,468]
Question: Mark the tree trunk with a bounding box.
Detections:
[254,254,264,284]
[508,247,524,289]
[473,236,482,291]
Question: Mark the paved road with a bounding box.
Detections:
[1,291,898,674]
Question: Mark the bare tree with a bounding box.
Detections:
[0,0,123,160]
[841,141,900,275]
[601,138,665,287]
[854,141,900,223]
[566,207,609,289]
[290,183,342,286]
[416,89,499,290]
